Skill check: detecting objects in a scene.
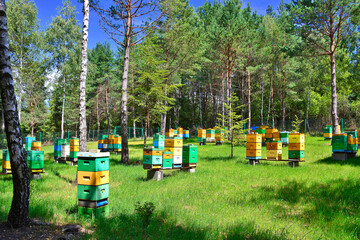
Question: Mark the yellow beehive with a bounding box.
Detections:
[266,150,282,160]
[289,133,305,144]
[165,138,183,147]
[197,129,206,138]
[143,149,163,156]
[246,149,261,157]
[108,135,115,140]
[98,139,104,144]
[266,142,282,150]
[324,133,332,138]
[70,145,79,152]
[70,139,79,146]
[2,160,11,169]
[164,147,182,156]
[177,127,183,134]
[246,134,262,143]
[288,143,305,151]
[77,170,109,186]
[114,137,122,144]
[246,142,261,150]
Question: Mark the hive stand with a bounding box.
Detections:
[147,169,163,180]
[248,159,303,168]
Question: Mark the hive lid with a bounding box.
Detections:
[77,152,110,158]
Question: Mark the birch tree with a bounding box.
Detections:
[0,0,30,228]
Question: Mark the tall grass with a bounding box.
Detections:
[1,136,359,239]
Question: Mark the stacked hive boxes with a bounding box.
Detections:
[77,152,110,217]
[246,133,262,160]
[344,129,358,152]
[183,144,197,168]
[206,129,215,143]
[280,132,289,145]
[54,138,67,160]
[61,143,70,159]
[215,128,225,144]
[177,128,183,138]
[288,133,305,161]
[162,151,173,169]
[266,140,282,160]
[165,137,183,168]
[153,134,165,150]
[2,149,10,173]
[25,137,36,151]
[165,129,175,137]
[332,133,347,153]
[98,135,107,150]
[255,127,267,144]
[197,129,206,144]
[26,150,44,173]
[113,135,122,152]
[107,135,114,152]
[70,138,79,161]
[323,125,333,139]
[183,130,190,139]
[31,141,41,151]
[143,147,163,169]
[265,128,279,142]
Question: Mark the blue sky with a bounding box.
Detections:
[34,0,289,51]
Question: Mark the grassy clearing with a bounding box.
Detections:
[1,136,360,239]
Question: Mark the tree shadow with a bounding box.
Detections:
[316,155,360,166]
[253,178,360,238]
[94,210,287,240]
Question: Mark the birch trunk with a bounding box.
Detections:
[0,0,30,227]
[61,76,66,139]
[330,46,339,134]
[79,0,89,152]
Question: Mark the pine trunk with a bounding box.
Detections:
[105,80,110,134]
[96,88,100,136]
[79,0,89,152]
[281,64,286,130]
[247,70,251,131]
[260,72,264,125]
[120,16,131,163]
[0,0,30,227]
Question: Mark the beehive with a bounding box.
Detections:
[266,141,282,160]
[143,147,163,169]
[70,137,79,161]
[183,130,190,139]
[246,133,262,160]
[77,152,110,218]
[153,134,165,150]
[165,137,183,168]
[54,138,67,160]
[2,149,10,173]
[182,144,198,168]
[323,125,332,139]
[197,129,206,144]
[288,133,305,161]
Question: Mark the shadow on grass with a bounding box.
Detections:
[255,178,360,238]
[0,174,12,181]
[316,155,360,166]
[136,169,181,182]
[94,210,286,240]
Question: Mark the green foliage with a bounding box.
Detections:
[134,201,156,229]
[291,115,304,133]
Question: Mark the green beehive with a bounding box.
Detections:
[183,145,198,164]
[162,159,173,169]
[3,149,9,161]
[332,134,347,151]
[344,130,358,138]
[26,150,44,161]
[78,184,109,201]
[333,142,347,151]
[99,135,108,140]
[114,144,121,149]
[323,127,332,133]
[256,128,266,134]
[108,144,114,150]
[206,129,215,134]
[347,144,358,152]
[153,134,165,141]
[70,151,78,159]
[215,129,224,134]
[78,204,109,217]
[78,157,109,172]
[27,159,44,169]
[280,132,289,138]
[54,151,61,157]
[143,155,162,165]
[288,150,305,159]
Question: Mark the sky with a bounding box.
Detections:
[34,0,289,51]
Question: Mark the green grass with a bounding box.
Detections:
[1,136,360,239]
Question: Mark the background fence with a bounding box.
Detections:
[0,118,355,149]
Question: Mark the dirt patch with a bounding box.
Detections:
[0,219,91,240]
